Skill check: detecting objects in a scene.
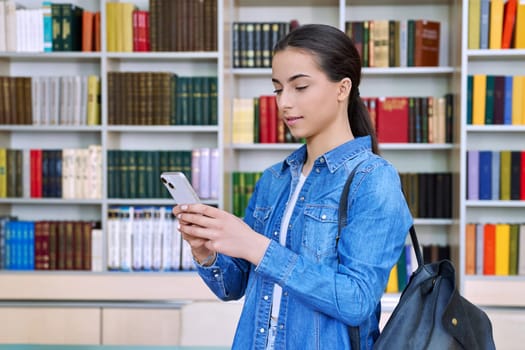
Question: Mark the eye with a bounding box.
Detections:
[296,86,308,91]
[273,88,282,95]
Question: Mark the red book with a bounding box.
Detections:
[258,95,270,143]
[94,12,101,51]
[502,0,517,49]
[30,149,42,198]
[414,20,440,67]
[267,95,277,143]
[81,11,94,52]
[376,97,409,143]
[132,10,140,51]
[259,95,277,143]
[483,223,496,275]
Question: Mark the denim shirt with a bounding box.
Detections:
[196,136,413,350]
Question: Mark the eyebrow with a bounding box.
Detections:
[272,73,311,84]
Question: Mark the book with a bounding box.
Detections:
[483,223,496,275]
[414,20,440,66]
[502,0,518,49]
[376,97,409,143]
[467,150,479,200]
[489,0,504,49]
[465,223,476,275]
[469,0,481,49]
[495,223,510,275]
[472,74,487,125]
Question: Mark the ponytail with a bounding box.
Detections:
[348,89,379,155]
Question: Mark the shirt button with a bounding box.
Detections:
[263,295,269,300]
[260,328,265,333]
[274,231,278,236]
[321,214,327,220]
[214,274,219,278]
[319,158,325,163]
[288,224,292,229]
[315,168,320,173]
[299,196,305,201]
[284,292,288,296]
[279,324,284,330]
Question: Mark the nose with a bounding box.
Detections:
[276,88,292,112]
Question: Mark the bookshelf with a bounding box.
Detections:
[459,1,525,307]
[5,0,524,347]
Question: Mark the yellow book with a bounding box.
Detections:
[500,150,511,200]
[489,0,504,49]
[515,2,525,48]
[0,148,6,197]
[495,223,510,275]
[120,3,136,52]
[469,0,481,49]
[512,76,524,125]
[105,2,117,52]
[232,98,254,144]
[472,74,487,125]
[86,75,100,125]
[385,263,399,293]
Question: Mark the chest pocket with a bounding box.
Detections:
[252,206,272,235]
[302,205,339,259]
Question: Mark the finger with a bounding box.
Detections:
[179,203,220,218]
[178,221,213,240]
[177,211,215,229]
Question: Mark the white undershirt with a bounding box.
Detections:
[271,173,307,320]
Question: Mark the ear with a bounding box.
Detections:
[337,77,352,102]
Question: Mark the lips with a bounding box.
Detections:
[284,116,303,125]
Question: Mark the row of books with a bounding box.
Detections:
[231,94,454,145]
[232,20,298,69]
[0,146,103,199]
[345,19,441,68]
[232,171,262,218]
[142,0,217,52]
[468,0,525,50]
[0,1,100,52]
[365,94,454,144]
[108,148,219,200]
[231,171,452,219]
[385,243,451,293]
[467,150,525,201]
[107,206,195,272]
[465,222,525,276]
[108,73,218,126]
[468,75,525,125]
[0,75,100,126]
[0,217,102,271]
[400,172,453,219]
[232,96,302,145]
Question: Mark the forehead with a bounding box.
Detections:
[271,47,323,80]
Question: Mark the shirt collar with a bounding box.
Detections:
[281,135,372,173]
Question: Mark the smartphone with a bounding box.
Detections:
[160,172,200,204]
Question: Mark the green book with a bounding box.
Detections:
[500,150,511,200]
[509,224,519,275]
[51,4,62,51]
[170,75,178,125]
[253,97,260,143]
[201,77,211,125]
[136,151,147,199]
[127,150,137,199]
[485,75,495,125]
[209,77,218,125]
[192,77,204,125]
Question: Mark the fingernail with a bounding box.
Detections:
[181,205,188,210]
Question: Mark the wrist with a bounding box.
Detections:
[194,251,217,267]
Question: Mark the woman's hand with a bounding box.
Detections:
[172,204,270,266]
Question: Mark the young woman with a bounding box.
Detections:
[173,24,413,349]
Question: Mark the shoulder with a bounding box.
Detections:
[351,154,402,194]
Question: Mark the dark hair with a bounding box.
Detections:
[273,24,379,154]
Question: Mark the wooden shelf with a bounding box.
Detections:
[0,273,216,301]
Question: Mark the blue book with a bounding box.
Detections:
[42,1,53,52]
[478,150,492,200]
[467,150,480,200]
[491,151,500,200]
[503,76,513,125]
[480,0,490,49]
